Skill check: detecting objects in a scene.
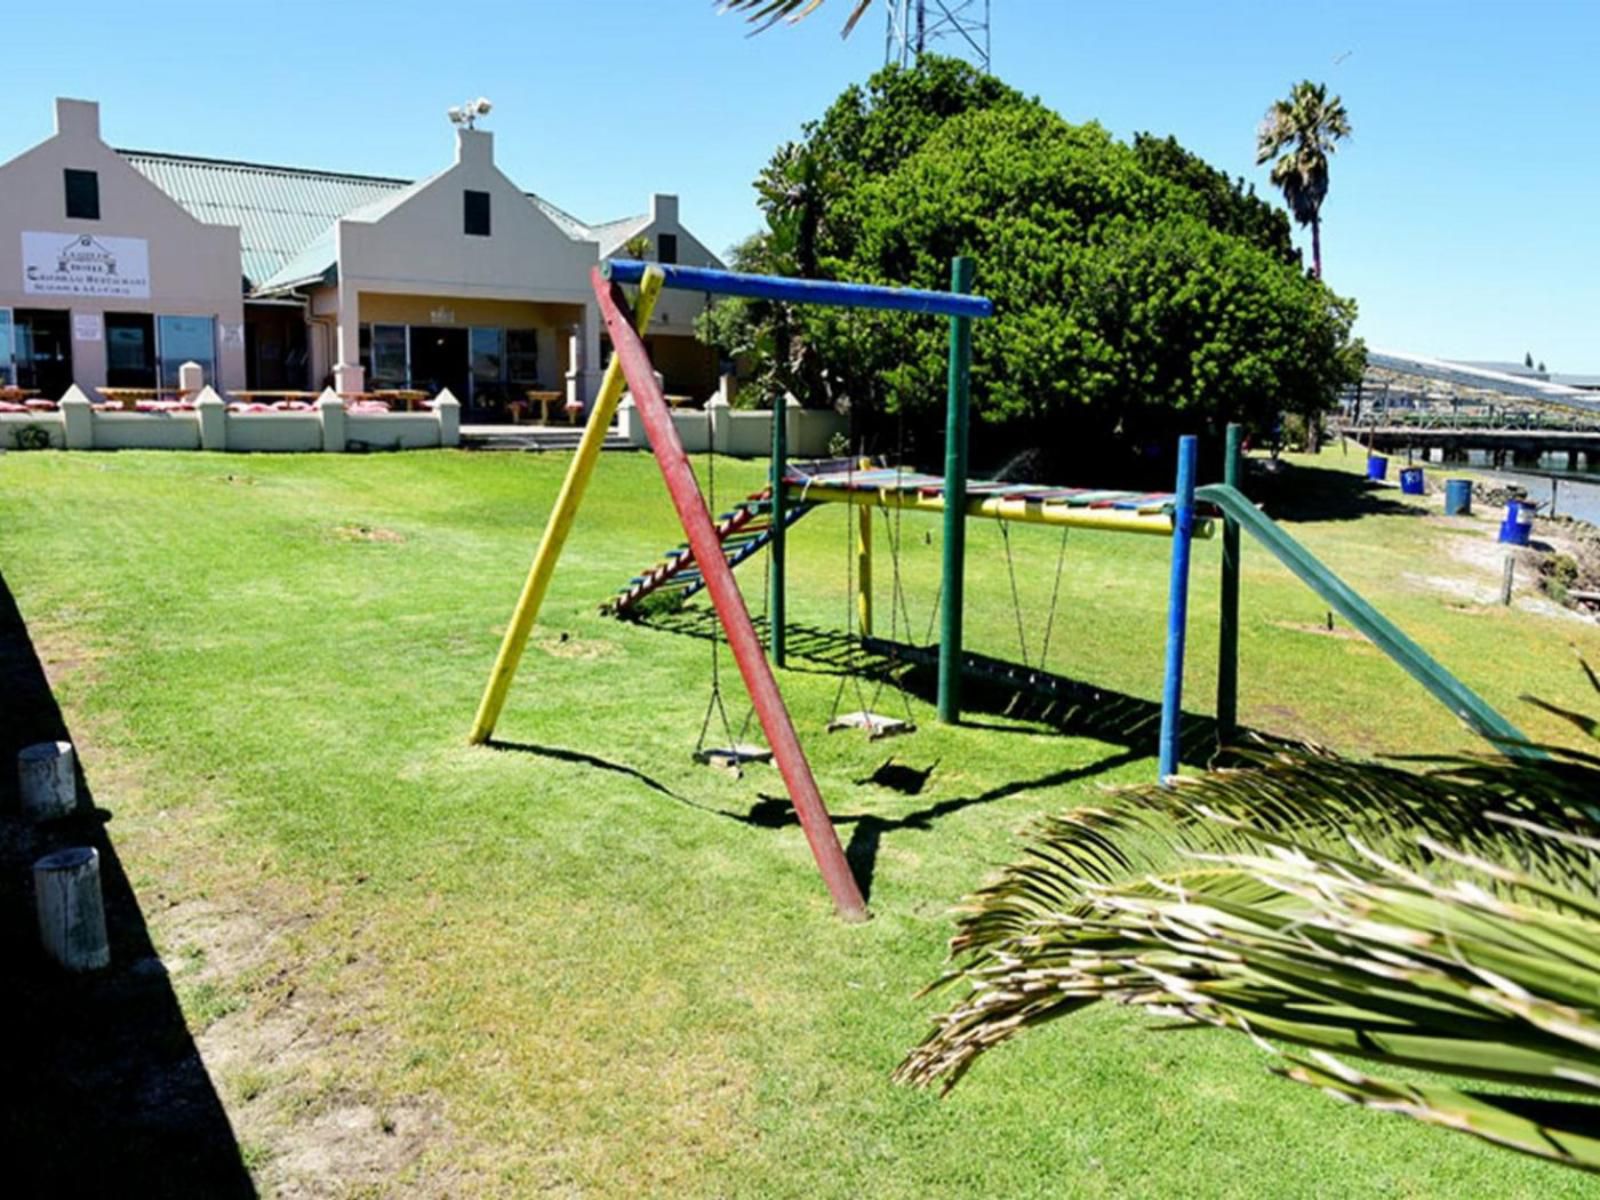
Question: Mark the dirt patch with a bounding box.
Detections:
[1269,619,1369,642]
[535,632,618,660]
[335,524,405,544]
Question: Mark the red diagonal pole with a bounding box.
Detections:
[592,269,867,921]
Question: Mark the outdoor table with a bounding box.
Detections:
[521,390,563,425]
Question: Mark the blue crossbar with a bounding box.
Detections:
[601,260,994,320]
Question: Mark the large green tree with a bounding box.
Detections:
[703,59,1361,476]
[1256,80,1353,280]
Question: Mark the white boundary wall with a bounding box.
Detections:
[1,386,461,453]
[616,394,847,460]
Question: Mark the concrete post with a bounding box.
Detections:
[177,360,205,397]
[18,741,75,822]
[333,362,365,397]
[193,386,227,450]
[707,394,730,455]
[616,396,647,447]
[316,388,346,452]
[433,389,461,446]
[59,385,94,450]
[565,325,583,414]
[34,847,110,971]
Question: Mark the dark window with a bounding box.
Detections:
[105,313,156,387]
[464,190,491,237]
[657,233,678,264]
[64,169,100,220]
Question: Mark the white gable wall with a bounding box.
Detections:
[332,128,603,389]
[0,99,245,394]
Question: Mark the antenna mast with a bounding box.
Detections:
[885,0,991,72]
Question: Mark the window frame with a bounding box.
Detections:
[464,190,491,237]
[64,169,100,220]
[369,323,409,388]
[155,314,217,391]
[657,233,678,265]
[0,308,13,387]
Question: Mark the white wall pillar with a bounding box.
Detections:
[59,386,93,450]
[433,389,461,446]
[333,362,365,396]
[193,386,227,450]
[316,387,346,452]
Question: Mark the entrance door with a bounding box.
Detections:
[14,309,73,400]
[408,326,469,411]
[105,312,156,388]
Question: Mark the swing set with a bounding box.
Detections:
[468,256,1536,923]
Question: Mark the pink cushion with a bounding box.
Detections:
[24,399,56,411]
[0,401,27,413]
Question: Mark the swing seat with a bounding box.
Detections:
[827,711,915,740]
[694,743,774,774]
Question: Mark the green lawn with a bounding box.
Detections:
[3,446,1597,1197]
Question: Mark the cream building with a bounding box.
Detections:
[0,98,722,418]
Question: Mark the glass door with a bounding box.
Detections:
[13,309,73,400]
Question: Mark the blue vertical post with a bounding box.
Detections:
[1159,435,1199,782]
[769,387,787,667]
[937,256,975,725]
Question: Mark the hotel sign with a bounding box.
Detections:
[22,232,151,298]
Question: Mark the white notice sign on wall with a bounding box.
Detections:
[22,232,151,298]
[73,313,103,341]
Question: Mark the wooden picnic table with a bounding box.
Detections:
[516,389,564,425]
[231,390,319,401]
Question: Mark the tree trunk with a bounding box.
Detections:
[1311,217,1323,280]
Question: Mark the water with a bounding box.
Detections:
[1404,449,1600,527]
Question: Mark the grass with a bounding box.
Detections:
[4,444,1598,1197]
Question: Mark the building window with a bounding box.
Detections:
[106,313,157,388]
[470,327,505,405]
[506,329,540,386]
[0,309,13,387]
[64,169,100,220]
[464,190,491,237]
[657,233,678,265]
[157,315,216,390]
[370,324,408,387]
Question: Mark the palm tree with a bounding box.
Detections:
[1255,81,1352,280]
[896,734,1600,1173]
[718,0,875,35]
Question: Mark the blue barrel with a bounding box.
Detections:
[1498,500,1535,546]
[1366,454,1388,481]
[1399,466,1425,495]
[1443,479,1472,515]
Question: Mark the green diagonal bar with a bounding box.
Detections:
[1195,483,1537,755]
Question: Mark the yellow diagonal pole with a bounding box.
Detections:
[468,266,665,743]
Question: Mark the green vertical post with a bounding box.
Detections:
[1216,422,1243,742]
[938,256,975,725]
[769,391,787,667]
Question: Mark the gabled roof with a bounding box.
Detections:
[118,150,407,288]
[116,146,706,297]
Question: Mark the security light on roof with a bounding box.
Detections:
[447,98,493,129]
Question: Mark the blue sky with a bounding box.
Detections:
[4,0,1594,369]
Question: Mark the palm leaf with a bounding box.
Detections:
[896,743,1600,1172]
[717,0,876,36]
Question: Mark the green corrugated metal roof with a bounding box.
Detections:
[118,149,407,289]
[116,148,695,296]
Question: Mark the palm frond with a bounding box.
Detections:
[897,743,1600,1172]
[717,0,876,36]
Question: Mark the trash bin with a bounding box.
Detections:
[1498,499,1535,546]
[1399,466,1425,495]
[1443,479,1472,515]
[1366,454,1388,481]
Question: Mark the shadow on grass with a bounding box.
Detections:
[0,571,254,1197]
[1246,458,1425,524]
